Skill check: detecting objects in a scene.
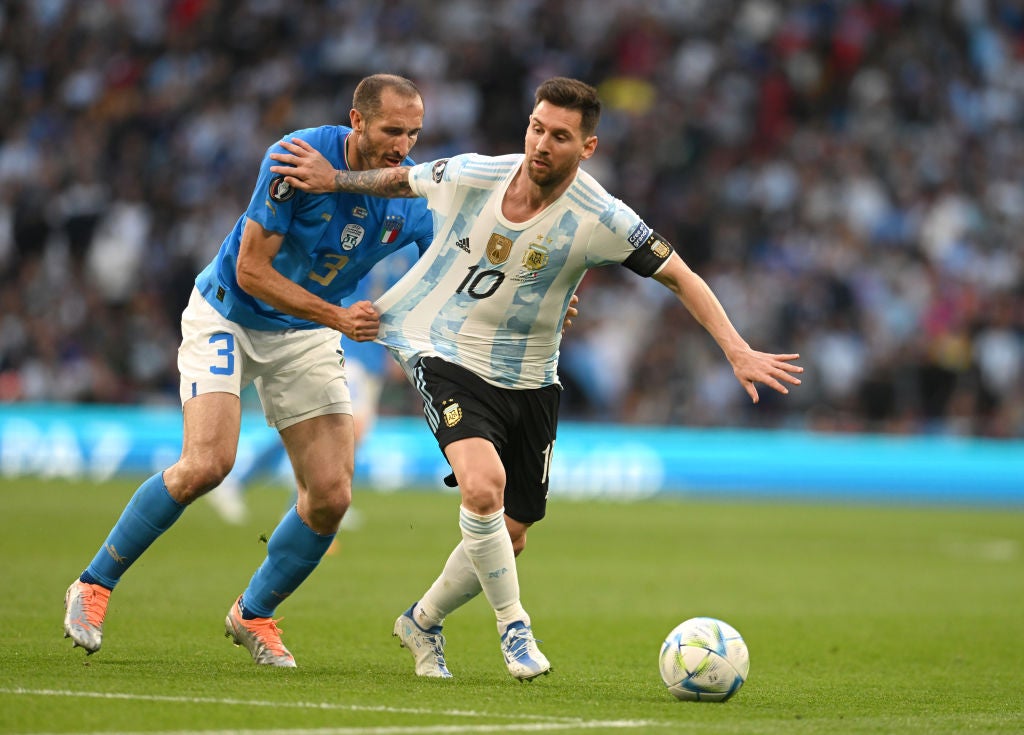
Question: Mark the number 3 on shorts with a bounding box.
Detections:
[208,332,235,375]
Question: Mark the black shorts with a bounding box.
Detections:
[412,357,561,524]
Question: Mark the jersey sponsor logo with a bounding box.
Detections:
[432,159,449,183]
[341,223,365,250]
[455,237,471,253]
[486,233,513,264]
[380,214,404,244]
[352,206,368,218]
[627,221,652,248]
[269,175,296,202]
[522,244,549,271]
[442,400,463,428]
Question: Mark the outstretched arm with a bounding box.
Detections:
[269,138,415,197]
[653,253,802,403]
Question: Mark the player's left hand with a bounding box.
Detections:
[561,293,579,335]
[269,138,338,194]
[732,351,802,403]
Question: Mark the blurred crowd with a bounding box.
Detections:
[1,0,1022,438]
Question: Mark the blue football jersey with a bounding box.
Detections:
[195,125,432,330]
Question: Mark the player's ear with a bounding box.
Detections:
[580,135,598,161]
[349,107,363,133]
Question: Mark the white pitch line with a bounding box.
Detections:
[1,689,666,733]
[0,688,572,722]
[24,725,658,735]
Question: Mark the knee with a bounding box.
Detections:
[457,468,506,515]
[166,457,234,503]
[299,478,352,533]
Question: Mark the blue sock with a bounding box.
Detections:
[239,506,334,618]
[80,472,185,590]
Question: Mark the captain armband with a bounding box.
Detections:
[623,230,674,277]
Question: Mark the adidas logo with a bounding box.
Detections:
[455,237,471,253]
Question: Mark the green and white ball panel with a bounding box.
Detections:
[659,616,749,702]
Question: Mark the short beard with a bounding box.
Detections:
[526,162,563,188]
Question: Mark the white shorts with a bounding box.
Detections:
[178,288,352,429]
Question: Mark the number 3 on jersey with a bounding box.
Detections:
[309,253,350,287]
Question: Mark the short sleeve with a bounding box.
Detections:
[244,136,316,234]
[408,155,472,217]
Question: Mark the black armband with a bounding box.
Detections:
[623,230,674,277]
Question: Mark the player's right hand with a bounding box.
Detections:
[339,300,379,341]
[270,138,338,194]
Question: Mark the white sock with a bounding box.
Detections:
[458,505,527,629]
[414,541,482,630]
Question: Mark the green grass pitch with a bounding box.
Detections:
[2,477,1022,734]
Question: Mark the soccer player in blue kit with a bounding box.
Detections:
[270,77,804,680]
[205,243,420,527]
[62,74,433,667]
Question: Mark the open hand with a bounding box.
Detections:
[269,138,338,194]
[733,352,803,403]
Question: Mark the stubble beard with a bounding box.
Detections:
[526,158,569,189]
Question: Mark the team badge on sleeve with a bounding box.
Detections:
[651,239,671,258]
[432,159,449,183]
[380,215,405,244]
[269,176,296,202]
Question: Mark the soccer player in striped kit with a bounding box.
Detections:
[270,77,803,680]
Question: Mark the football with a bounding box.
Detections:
[658,617,749,702]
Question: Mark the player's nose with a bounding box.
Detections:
[394,137,413,158]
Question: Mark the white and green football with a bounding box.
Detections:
[658,616,749,702]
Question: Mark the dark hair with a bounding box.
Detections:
[534,77,602,137]
[352,74,422,119]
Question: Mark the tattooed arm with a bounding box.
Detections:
[268,137,415,197]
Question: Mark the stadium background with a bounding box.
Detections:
[0,0,1021,502]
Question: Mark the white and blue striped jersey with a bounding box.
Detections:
[374,153,670,389]
[339,242,419,374]
[195,125,432,331]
